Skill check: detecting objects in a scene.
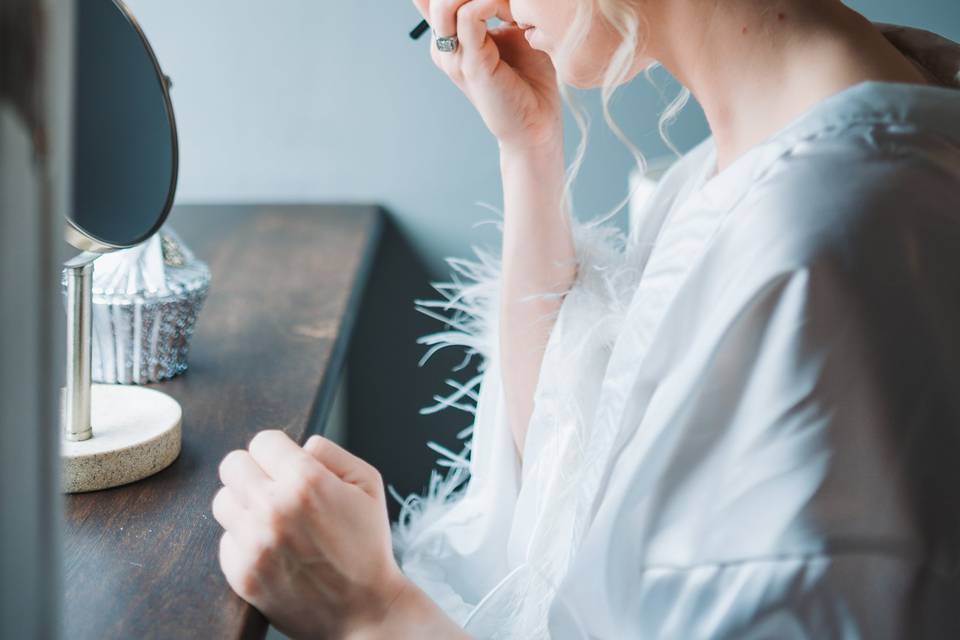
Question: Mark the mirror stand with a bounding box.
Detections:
[60,253,183,493]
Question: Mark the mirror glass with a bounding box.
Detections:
[71,0,178,251]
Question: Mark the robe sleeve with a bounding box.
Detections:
[406,215,633,390]
[551,254,960,639]
[389,216,637,625]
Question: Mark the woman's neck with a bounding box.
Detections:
[648,0,930,173]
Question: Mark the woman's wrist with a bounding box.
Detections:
[498,136,566,212]
[344,571,469,640]
[498,135,564,165]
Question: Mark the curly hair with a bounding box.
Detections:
[553,0,690,226]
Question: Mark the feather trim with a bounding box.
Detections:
[389,233,502,559]
[390,215,635,565]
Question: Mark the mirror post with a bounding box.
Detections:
[63,253,98,442]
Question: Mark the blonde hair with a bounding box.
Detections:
[553,0,691,227]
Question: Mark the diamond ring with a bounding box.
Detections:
[434,30,459,53]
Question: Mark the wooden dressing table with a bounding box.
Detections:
[63,204,383,639]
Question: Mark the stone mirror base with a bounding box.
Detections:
[61,384,182,493]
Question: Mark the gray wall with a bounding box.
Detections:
[123,1,958,275]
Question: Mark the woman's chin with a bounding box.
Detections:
[557,56,651,90]
[565,75,601,89]
[556,64,606,89]
[553,51,624,89]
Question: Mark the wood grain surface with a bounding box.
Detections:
[62,204,383,639]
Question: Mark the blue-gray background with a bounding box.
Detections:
[121,0,960,518]
[125,0,959,275]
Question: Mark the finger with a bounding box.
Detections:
[458,0,513,51]
[247,429,315,482]
[219,532,261,604]
[431,0,470,40]
[430,41,464,87]
[211,486,247,533]
[303,435,383,498]
[219,449,271,506]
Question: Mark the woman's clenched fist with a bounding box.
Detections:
[213,430,404,639]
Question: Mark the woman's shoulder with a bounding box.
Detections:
[730,27,960,239]
[725,87,960,266]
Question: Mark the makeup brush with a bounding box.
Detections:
[410,16,520,40]
[410,19,430,39]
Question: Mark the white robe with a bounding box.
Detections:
[392,25,960,639]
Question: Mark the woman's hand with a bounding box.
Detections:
[213,431,463,639]
[413,0,561,151]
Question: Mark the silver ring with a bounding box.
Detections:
[433,30,459,53]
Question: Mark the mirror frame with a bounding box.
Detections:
[66,0,179,253]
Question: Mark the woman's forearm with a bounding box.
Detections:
[498,139,577,459]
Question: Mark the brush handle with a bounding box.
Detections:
[410,19,430,40]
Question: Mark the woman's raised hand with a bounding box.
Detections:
[413,0,561,151]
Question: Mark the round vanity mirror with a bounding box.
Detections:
[62,0,183,493]
[68,0,178,252]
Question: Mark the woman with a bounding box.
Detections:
[212,0,960,637]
